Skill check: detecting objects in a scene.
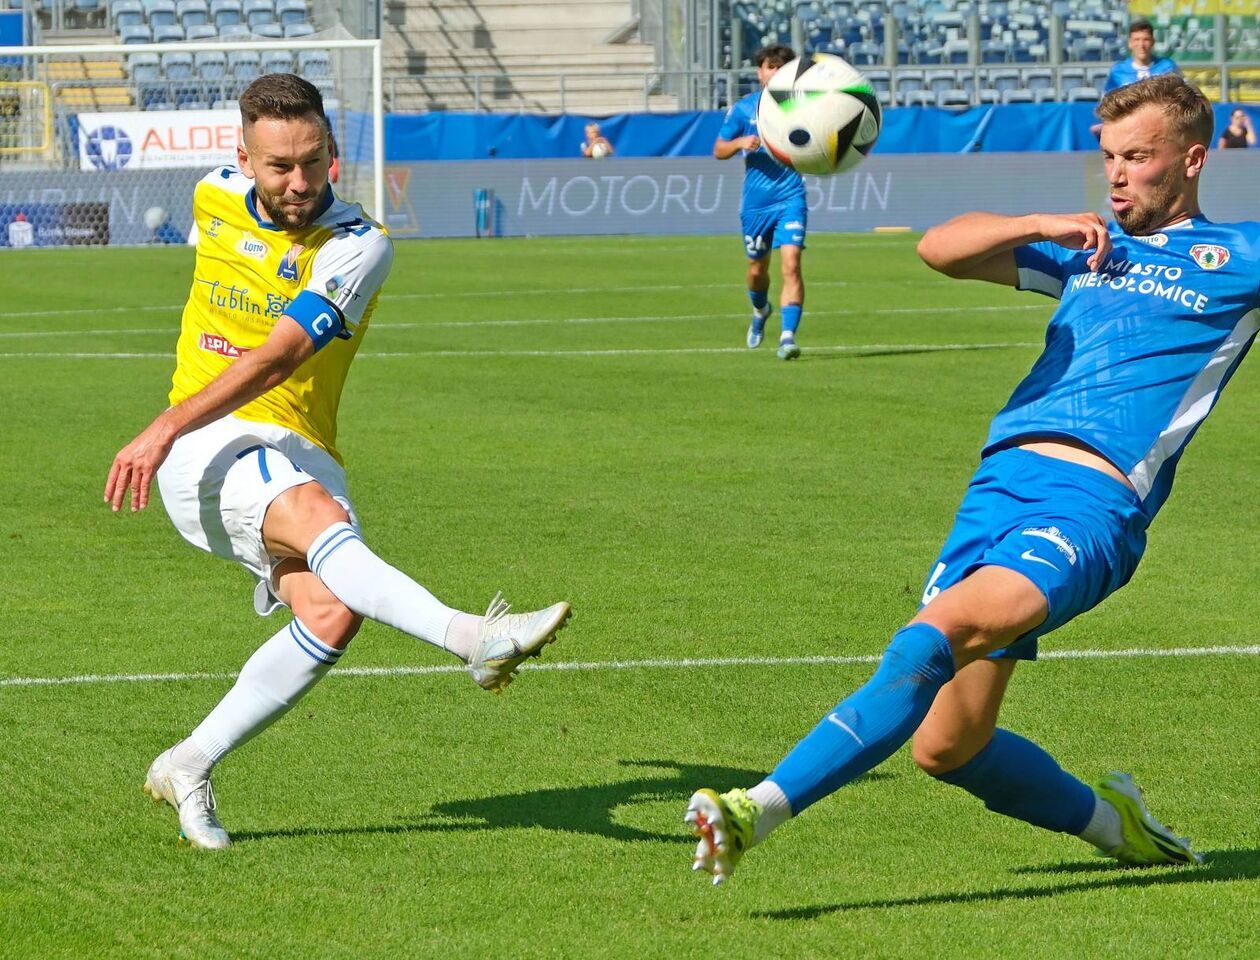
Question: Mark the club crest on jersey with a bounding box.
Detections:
[206,217,223,238]
[1132,232,1167,247]
[1189,244,1229,270]
[236,232,267,260]
[276,244,305,281]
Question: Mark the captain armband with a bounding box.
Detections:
[284,290,352,351]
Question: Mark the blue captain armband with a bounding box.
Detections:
[284,290,351,351]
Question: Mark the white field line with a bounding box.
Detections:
[0,303,1050,337]
[0,341,1044,361]
[0,275,957,322]
[2,644,1258,689]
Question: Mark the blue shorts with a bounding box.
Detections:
[741,199,807,260]
[918,448,1148,660]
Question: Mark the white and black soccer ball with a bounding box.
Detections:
[756,53,882,176]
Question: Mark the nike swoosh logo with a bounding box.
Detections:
[1020,548,1060,571]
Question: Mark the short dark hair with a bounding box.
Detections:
[754,44,796,70]
[238,73,327,130]
[1128,17,1155,38]
[1097,74,1214,148]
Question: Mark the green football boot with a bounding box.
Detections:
[1095,772,1202,866]
[685,787,763,885]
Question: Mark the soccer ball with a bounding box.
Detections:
[756,53,882,176]
[590,141,609,159]
[143,206,168,230]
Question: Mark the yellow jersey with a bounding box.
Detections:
[170,166,393,463]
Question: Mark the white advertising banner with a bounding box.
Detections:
[77,110,242,171]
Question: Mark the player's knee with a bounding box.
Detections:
[290,579,362,649]
[911,729,982,777]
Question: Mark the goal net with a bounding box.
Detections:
[0,31,382,247]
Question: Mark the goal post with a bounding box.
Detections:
[0,35,383,247]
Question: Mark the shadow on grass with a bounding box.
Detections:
[753,848,1260,920]
[234,759,891,846]
[802,344,1022,362]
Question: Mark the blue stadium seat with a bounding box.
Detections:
[261,49,291,73]
[980,38,1009,63]
[297,49,330,78]
[120,22,151,42]
[147,0,175,27]
[936,88,971,108]
[152,23,183,40]
[925,69,956,95]
[976,86,1000,104]
[127,51,160,81]
[218,21,249,38]
[1072,36,1108,62]
[988,68,1019,94]
[185,22,215,38]
[1066,85,1101,102]
[1022,67,1053,94]
[112,0,143,27]
[902,88,936,107]
[211,98,239,109]
[210,0,239,27]
[275,0,303,27]
[252,21,281,37]
[161,51,193,79]
[944,38,969,64]
[228,49,261,81]
[195,49,227,80]
[1000,87,1035,104]
[179,100,210,110]
[69,0,106,27]
[176,0,207,27]
[847,40,881,65]
[243,0,273,28]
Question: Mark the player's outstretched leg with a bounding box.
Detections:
[1094,772,1202,865]
[143,748,231,850]
[468,592,572,693]
[747,301,771,349]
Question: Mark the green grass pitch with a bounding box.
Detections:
[1,234,1258,958]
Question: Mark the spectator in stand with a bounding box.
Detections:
[1105,19,1178,92]
[1218,108,1255,149]
[581,123,615,158]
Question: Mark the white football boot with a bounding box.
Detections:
[468,592,571,693]
[143,748,231,850]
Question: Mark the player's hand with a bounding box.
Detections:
[1036,212,1111,272]
[743,135,761,151]
[104,416,176,513]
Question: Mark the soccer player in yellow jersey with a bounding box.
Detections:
[104,74,571,850]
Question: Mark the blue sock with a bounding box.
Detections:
[749,289,769,311]
[768,623,956,814]
[781,303,802,336]
[933,728,1095,834]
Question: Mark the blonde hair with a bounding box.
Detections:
[1097,74,1214,148]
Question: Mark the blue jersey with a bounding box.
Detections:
[990,217,1260,518]
[719,91,805,212]
[1104,57,1178,92]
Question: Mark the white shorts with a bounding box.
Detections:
[156,415,360,592]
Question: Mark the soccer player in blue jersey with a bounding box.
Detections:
[686,74,1241,883]
[715,44,808,360]
[1105,19,1178,92]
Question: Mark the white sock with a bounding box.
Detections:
[747,779,793,846]
[306,521,477,656]
[1079,791,1123,851]
[182,617,343,771]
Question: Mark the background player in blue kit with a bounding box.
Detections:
[686,74,1248,883]
[1106,19,1178,92]
[715,44,807,360]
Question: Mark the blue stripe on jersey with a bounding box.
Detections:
[992,217,1260,517]
[719,91,806,212]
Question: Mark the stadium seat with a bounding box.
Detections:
[847,40,881,65]
[988,68,1019,94]
[127,51,160,81]
[176,0,207,27]
[261,50,292,73]
[195,49,227,80]
[1000,87,1035,104]
[275,0,303,27]
[1071,37,1108,62]
[976,86,1000,104]
[210,0,240,27]
[944,38,970,64]
[228,49,261,81]
[211,98,239,109]
[185,21,215,38]
[243,0,273,28]
[1033,86,1058,103]
[902,88,936,107]
[980,38,1010,63]
[297,49,330,79]
[281,14,311,34]
[161,51,194,80]
[155,22,186,41]
[147,0,176,28]
[1022,68,1053,95]
[936,88,971,108]
[1066,85,1101,102]
[111,0,143,27]
[218,21,249,38]
[252,21,281,37]
[120,22,151,42]
[925,69,956,95]
[68,0,106,27]
[179,100,210,109]
[865,67,890,99]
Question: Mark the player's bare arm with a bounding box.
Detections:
[918,212,1112,285]
[104,316,316,513]
[714,135,759,159]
